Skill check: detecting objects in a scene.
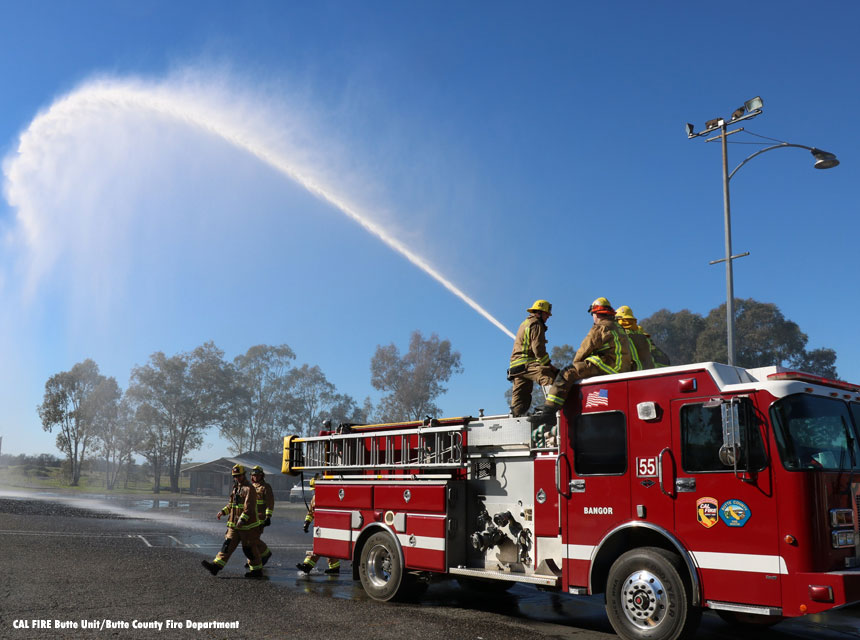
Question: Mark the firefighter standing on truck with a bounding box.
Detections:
[201,464,264,578]
[508,299,559,417]
[296,476,341,575]
[615,305,670,369]
[250,465,274,568]
[530,297,632,427]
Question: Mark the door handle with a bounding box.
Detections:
[657,447,674,497]
[570,479,586,493]
[675,477,696,492]
[555,453,572,498]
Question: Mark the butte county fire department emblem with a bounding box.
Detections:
[696,497,718,529]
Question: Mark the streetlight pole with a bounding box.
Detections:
[686,97,839,367]
[720,121,737,366]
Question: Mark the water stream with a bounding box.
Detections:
[5,78,515,339]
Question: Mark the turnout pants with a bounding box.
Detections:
[213,526,263,571]
[510,362,557,417]
[545,361,604,408]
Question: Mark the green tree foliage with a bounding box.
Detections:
[371,331,463,422]
[37,359,106,486]
[639,309,705,365]
[89,377,139,490]
[127,341,233,492]
[638,299,838,378]
[281,364,367,437]
[220,344,296,454]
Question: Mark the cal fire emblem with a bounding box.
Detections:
[696,497,718,529]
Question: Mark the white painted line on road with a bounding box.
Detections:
[138,535,153,547]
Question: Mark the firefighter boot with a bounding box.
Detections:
[296,561,314,574]
[246,550,272,569]
[527,404,557,428]
[244,569,263,578]
[201,560,221,576]
[324,561,340,575]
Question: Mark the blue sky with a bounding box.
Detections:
[1,2,857,457]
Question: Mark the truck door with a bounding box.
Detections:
[670,396,781,608]
[561,383,631,589]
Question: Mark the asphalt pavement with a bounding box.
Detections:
[1,489,860,640]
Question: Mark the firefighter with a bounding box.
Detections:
[201,464,264,578]
[296,476,341,575]
[249,465,274,568]
[529,297,633,427]
[508,299,559,417]
[616,305,670,369]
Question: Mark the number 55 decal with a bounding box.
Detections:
[636,457,658,477]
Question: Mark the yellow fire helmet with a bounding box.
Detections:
[615,305,636,321]
[231,464,246,476]
[251,465,264,476]
[309,476,316,488]
[527,299,552,316]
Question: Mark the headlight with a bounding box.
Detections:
[832,529,856,549]
[830,508,854,528]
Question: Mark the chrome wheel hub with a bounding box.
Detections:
[621,569,668,629]
[366,544,393,589]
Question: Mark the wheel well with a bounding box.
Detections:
[590,526,699,605]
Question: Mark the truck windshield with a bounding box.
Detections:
[771,394,860,471]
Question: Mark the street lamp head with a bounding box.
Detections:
[731,107,745,121]
[685,122,695,137]
[811,149,840,170]
[744,96,764,113]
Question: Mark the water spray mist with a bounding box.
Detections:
[5,78,515,340]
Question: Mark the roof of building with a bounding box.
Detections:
[182,452,281,476]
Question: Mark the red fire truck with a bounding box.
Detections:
[282,362,860,640]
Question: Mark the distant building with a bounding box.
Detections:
[182,452,292,499]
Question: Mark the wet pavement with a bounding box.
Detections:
[2,487,860,639]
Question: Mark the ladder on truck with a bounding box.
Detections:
[283,417,471,474]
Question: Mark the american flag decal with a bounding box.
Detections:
[585,388,609,408]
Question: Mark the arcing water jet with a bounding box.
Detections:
[4,78,515,339]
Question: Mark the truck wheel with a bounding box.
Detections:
[716,610,783,628]
[605,547,701,640]
[359,532,404,602]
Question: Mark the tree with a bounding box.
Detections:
[37,359,105,486]
[89,377,140,490]
[371,331,463,422]
[127,341,232,493]
[639,299,838,378]
[640,309,705,366]
[220,344,296,454]
[131,402,170,493]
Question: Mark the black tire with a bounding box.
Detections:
[605,547,701,640]
[456,576,515,593]
[358,532,405,602]
[716,610,783,628]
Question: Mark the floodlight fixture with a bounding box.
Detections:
[744,96,763,113]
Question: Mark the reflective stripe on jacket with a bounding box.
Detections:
[510,314,551,368]
[574,317,633,374]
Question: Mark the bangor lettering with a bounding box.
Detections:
[584,506,613,515]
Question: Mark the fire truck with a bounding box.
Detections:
[282,362,860,640]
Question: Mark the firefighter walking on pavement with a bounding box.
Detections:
[250,465,274,568]
[201,464,265,578]
[530,297,632,427]
[297,476,341,575]
[508,299,559,417]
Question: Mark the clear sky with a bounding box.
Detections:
[1,1,857,457]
